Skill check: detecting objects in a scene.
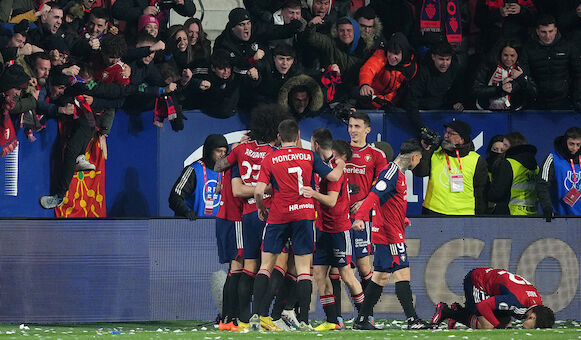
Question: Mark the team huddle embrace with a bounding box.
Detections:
[171,103,555,331]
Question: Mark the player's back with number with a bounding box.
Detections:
[473,268,542,307]
[259,147,330,224]
[227,141,276,214]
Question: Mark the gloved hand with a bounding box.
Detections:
[544,209,553,222]
[185,210,196,220]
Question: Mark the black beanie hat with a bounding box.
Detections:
[444,119,472,143]
[228,8,251,29]
[0,65,31,93]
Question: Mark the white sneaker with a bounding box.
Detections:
[281,310,300,330]
[273,318,292,331]
[75,155,95,172]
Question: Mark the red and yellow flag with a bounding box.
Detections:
[56,136,106,218]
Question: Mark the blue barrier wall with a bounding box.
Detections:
[1,110,581,217]
[0,217,578,323]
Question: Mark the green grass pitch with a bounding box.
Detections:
[0,319,578,339]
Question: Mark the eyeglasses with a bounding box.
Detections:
[444,129,459,137]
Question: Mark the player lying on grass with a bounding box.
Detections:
[431,267,555,329]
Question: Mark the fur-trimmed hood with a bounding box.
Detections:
[278,74,324,114]
[360,16,384,50]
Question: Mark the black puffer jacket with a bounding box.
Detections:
[520,32,581,109]
[472,61,537,110]
[487,144,538,215]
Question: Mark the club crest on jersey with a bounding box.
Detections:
[400,254,406,262]
[365,154,372,162]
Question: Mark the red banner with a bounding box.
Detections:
[56,136,106,218]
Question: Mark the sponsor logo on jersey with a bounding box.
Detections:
[344,164,366,174]
[288,203,314,211]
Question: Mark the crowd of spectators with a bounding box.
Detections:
[0,0,580,209]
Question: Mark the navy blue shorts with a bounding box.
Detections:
[350,220,372,258]
[263,220,315,255]
[313,229,353,267]
[242,211,266,260]
[372,243,409,273]
[215,218,243,264]
[463,269,488,315]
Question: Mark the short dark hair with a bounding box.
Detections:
[31,51,51,64]
[90,7,110,21]
[311,128,333,150]
[278,119,299,142]
[349,111,370,127]
[282,0,302,9]
[530,305,555,329]
[431,41,454,57]
[100,34,127,58]
[504,131,527,147]
[249,103,288,143]
[353,5,376,20]
[44,2,62,11]
[536,14,556,28]
[332,139,352,162]
[399,138,423,155]
[211,49,232,69]
[136,31,159,45]
[564,127,581,141]
[272,43,296,58]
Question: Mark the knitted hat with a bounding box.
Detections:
[444,119,472,143]
[228,8,251,28]
[13,19,30,36]
[138,15,159,32]
[0,65,30,93]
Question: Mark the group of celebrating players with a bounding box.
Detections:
[211,103,555,332]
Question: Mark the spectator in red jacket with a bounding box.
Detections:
[358,32,417,109]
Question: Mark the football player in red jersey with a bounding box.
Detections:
[213,104,286,329]
[344,111,388,297]
[253,119,345,329]
[215,165,244,331]
[304,129,366,331]
[352,139,431,330]
[431,267,555,329]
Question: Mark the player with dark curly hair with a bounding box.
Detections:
[213,103,288,330]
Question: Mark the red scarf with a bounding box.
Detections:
[421,0,462,45]
[153,95,177,128]
[320,65,343,103]
[0,97,18,157]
